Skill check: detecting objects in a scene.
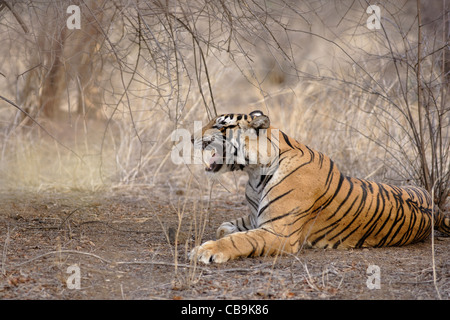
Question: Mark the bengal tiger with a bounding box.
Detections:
[189,110,450,264]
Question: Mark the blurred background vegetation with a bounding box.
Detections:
[0,0,448,210]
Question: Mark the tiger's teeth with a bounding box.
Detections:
[204,158,211,169]
[203,154,212,169]
[203,150,216,170]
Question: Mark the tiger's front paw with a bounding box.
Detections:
[189,240,231,264]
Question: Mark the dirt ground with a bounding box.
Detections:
[0,187,448,300]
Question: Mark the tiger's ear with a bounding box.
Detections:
[249,114,270,130]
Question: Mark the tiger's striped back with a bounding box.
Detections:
[273,130,446,251]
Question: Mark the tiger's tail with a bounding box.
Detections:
[434,207,450,235]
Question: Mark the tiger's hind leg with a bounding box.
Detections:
[435,209,450,235]
[190,227,291,264]
[216,215,254,239]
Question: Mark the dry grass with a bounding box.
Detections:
[0,1,447,195]
[0,190,448,299]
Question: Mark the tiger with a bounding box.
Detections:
[189,110,450,264]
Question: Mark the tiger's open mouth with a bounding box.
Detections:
[204,149,223,173]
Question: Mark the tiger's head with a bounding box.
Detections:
[192,110,278,175]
